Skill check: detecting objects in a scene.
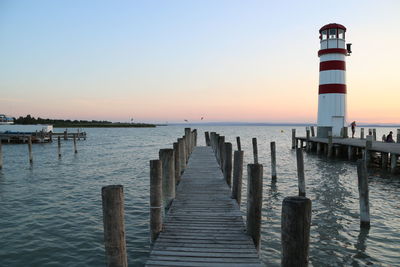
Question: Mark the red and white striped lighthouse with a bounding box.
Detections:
[317,23,351,137]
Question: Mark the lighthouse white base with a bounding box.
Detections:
[317,93,346,138]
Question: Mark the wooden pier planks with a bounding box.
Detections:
[146,146,263,267]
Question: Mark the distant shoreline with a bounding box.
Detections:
[52,123,157,128]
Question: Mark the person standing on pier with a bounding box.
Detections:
[386,131,395,143]
[350,121,356,138]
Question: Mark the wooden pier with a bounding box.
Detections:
[145,146,263,267]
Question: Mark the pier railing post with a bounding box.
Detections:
[178,138,186,173]
[271,141,277,180]
[397,129,400,143]
[28,136,33,164]
[291,129,296,149]
[159,149,175,209]
[296,148,306,197]
[361,128,364,139]
[236,136,241,151]
[205,132,210,146]
[232,150,244,205]
[246,163,263,251]
[184,128,191,156]
[311,126,315,137]
[218,136,225,168]
[0,141,3,169]
[281,196,311,267]
[183,136,188,163]
[223,142,232,187]
[356,160,370,228]
[372,129,377,141]
[101,185,128,267]
[306,128,310,152]
[150,160,163,242]
[173,142,181,184]
[252,138,258,164]
[193,129,197,147]
[210,132,216,150]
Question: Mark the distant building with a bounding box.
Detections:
[0,114,14,125]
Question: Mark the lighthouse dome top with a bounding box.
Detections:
[320,23,346,33]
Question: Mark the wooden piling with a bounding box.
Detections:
[348,146,354,160]
[73,134,77,154]
[373,129,377,141]
[159,149,175,209]
[183,136,188,163]
[150,160,163,242]
[178,138,186,173]
[390,154,398,174]
[356,160,370,228]
[173,142,181,184]
[184,128,191,156]
[101,185,128,267]
[291,129,296,149]
[327,132,333,158]
[365,135,373,164]
[57,136,61,158]
[335,145,341,158]
[306,128,310,152]
[252,138,258,164]
[296,148,306,197]
[28,136,33,164]
[360,128,364,139]
[246,163,263,251]
[0,141,2,170]
[381,152,389,169]
[311,126,315,137]
[218,136,225,168]
[205,132,210,146]
[281,196,311,267]
[271,141,277,180]
[64,130,68,140]
[231,150,244,205]
[236,136,241,151]
[223,142,233,187]
[316,142,321,155]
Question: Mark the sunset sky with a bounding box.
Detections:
[1,0,399,124]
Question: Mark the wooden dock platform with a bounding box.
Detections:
[146,146,263,267]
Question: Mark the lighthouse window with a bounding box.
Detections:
[321,30,327,40]
[338,29,345,39]
[329,28,337,39]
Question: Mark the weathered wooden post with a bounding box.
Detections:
[335,145,341,158]
[64,130,68,140]
[372,129,377,141]
[368,129,372,136]
[0,141,3,170]
[296,148,306,197]
[360,128,365,139]
[231,150,244,205]
[291,129,296,149]
[193,129,198,147]
[182,136,188,163]
[348,146,354,160]
[57,136,61,158]
[205,131,210,146]
[381,152,389,169]
[356,160,370,228]
[223,142,233,187]
[252,138,258,164]
[218,136,225,168]
[101,185,128,267]
[327,132,333,158]
[173,142,181,184]
[316,142,321,155]
[365,135,373,165]
[150,160,163,242]
[184,128,191,156]
[73,134,77,154]
[390,153,398,174]
[247,163,263,251]
[281,196,311,267]
[397,129,400,143]
[306,127,310,152]
[178,138,186,173]
[159,149,175,209]
[271,141,277,180]
[311,126,315,137]
[28,136,33,164]
[236,136,241,151]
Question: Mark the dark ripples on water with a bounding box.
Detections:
[0,126,399,266]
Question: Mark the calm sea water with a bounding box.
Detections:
[0,126,399,267]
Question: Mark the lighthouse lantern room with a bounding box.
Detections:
[317,23,351,138]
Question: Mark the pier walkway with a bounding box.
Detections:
[146,146,263,267]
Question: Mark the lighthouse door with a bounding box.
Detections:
[332,116,344,137]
